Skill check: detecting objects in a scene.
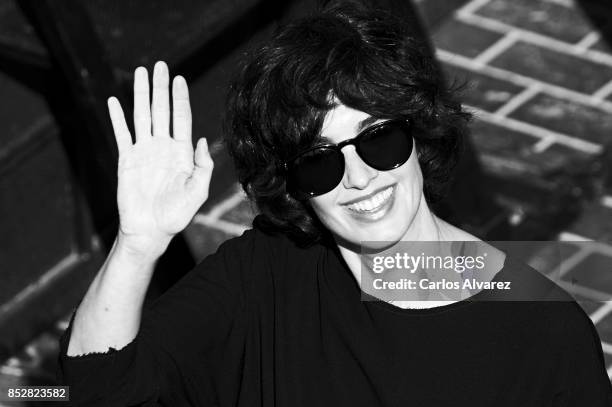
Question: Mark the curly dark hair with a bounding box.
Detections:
[224,2,471,246]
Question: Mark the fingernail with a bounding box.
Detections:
[135,66,147,77]
[173,76,185,89]
[155,61,167,73]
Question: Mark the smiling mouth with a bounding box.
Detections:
[343,185,395,213]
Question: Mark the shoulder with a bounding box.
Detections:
[196,226,281,281]
[492,255,600,335]
[492,255,575,302]
[212,219,312,262]
[199,218,327,282]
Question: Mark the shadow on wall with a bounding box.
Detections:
[578,0,612,48]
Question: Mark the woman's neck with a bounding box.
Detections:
[334,196,498,309]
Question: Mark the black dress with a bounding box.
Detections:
[58,223,612,406]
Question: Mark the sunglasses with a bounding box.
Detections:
[283,119,413,199]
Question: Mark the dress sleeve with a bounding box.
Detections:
[57,229,258,406]
[557,302,612,406]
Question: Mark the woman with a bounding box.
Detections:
[59,3,612,406]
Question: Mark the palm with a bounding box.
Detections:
[118,137,197,236]
[108,62,213,251]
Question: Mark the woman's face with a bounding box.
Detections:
[309,104,426,249]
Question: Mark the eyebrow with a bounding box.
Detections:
[318,116,380,144]
[356,116,379,133]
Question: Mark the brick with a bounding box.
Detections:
[415,0,470,29]
[442,63,525,111]
[604,352,612,370]
[470,119,537,154]
[562,252,612,295]
[509,93,612,145]
[475,0,593,44]
[468,119,541,177]
[596,311,612,343]
[526,143,596,174]
[432,18,503,58]
[590,38,612,53]
[572,294,604,317]
[490,41,612,94]
[566,202,612,241]
[527,241,581,276]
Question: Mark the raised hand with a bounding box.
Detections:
[108,61,213,255]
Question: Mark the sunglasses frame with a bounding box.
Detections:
[283,119,412,199]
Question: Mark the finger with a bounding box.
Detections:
[172,75,192,142]
[133,67,151,142]
[107,97,132,154]
[187,138,214,200]
[152,61,170,138]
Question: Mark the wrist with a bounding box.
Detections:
[115,231,172,261]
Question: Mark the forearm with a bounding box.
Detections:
[66,233,168,356]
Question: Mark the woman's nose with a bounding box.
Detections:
[341,146,377,189]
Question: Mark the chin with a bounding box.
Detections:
[350,224,408,251]
[331,212,411,252]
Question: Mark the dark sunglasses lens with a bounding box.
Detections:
[289,148,343,196]
[358,123,412,170]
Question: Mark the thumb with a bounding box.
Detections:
[187,138,214,201]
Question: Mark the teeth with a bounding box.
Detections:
[346,187,393,213]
